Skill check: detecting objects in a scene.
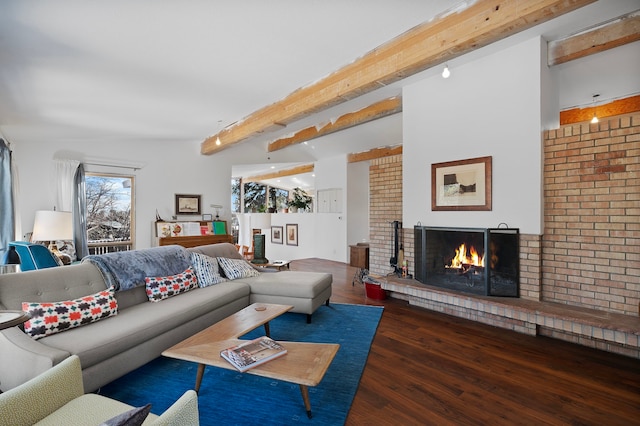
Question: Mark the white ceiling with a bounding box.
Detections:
[1,1,639,191]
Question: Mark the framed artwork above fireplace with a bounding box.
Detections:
[431,156,492,211]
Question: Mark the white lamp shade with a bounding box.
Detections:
[31,210,73,241]
[250,213,271,232]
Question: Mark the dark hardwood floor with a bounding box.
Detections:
[292,258,640,426]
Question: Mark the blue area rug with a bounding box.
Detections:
[99,303,383,425]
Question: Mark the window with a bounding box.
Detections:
[273,188,289,211]
[231,177,241,214]
[86,173,134,254]
[231,177,289,214]
[243,182,267,212]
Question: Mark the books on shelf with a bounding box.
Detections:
[220,336,287,372]
[212,221,227,235]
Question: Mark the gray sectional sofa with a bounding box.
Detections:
[0,242,332,393]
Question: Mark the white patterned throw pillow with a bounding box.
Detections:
[217,257,260,280]
[22,287,118,339]
[190,252,226,287]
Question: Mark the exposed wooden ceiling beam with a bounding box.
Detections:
[201,0,595,155]
[559,94,640,125]
[348,145,403,163]
[244,163,314,183]
[268,97,402,153]
[548,11,640,66]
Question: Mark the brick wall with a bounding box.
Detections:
[520,234,542,300]
[369,155,403,275]
[543,113,640,315]
[368,112,638,316]
[368,155,542,300]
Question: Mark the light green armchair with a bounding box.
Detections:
[0,355,199,425]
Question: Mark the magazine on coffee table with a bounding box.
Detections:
[220,336,287,372]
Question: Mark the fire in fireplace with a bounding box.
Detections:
[414,226,519,297]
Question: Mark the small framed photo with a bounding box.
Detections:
[286,224,298,246]
[271,226,283,244]
[202,213,213,221]
[175,194,202,215]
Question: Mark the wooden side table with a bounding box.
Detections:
[349,243,369,285]
[0,311,30,330]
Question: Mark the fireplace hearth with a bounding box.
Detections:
[414,226,519,297]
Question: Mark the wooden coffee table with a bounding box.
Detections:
[162,303,339,418]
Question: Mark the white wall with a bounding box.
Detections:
[347,160,369,256]
[313,154,348,262]
[10,136,353,261]
[11,138,232,249]
[403,36,548,235]
[254,154,353,263]
[266,213,317,261]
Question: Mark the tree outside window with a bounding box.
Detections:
[244,182,267,212]
[86,174,133,252]
[231,178,290,214]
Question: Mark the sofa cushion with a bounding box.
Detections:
[145,267,198,302]
[217,257,260,280]
[38,281,251,369]
[190,252,226,287]
[35,394,159,426]
[0,263,107,311]
[22,287,118,340]
[188,242,243,260]
[238,271,333,298]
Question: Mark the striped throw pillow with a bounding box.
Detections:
[217,257,260,280]
[190,252,226,287]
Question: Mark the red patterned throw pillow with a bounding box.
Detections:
[145,267,198,302]
[22,287,118,340]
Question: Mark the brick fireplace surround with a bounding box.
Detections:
[368,113,639,358]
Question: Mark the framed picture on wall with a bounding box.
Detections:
[271,226,283,244]
[175,194,202,215]
[286,224,298,246]
[431,156,492,211]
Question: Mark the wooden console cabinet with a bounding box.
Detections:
[155,220,233,248]
[158,234,233,248]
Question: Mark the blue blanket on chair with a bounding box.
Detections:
[82,245,191,291]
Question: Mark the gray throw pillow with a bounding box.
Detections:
[99,404,152,426]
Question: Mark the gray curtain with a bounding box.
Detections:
[73,164,89,259]
[0,139,14,260]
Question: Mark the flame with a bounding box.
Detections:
[449,243,484,268]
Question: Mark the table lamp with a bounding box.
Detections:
[250,213,271,265]
[31,210,73,264]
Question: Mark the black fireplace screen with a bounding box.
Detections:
[414,226,519,297]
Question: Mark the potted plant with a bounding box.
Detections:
[288,187,313,212]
